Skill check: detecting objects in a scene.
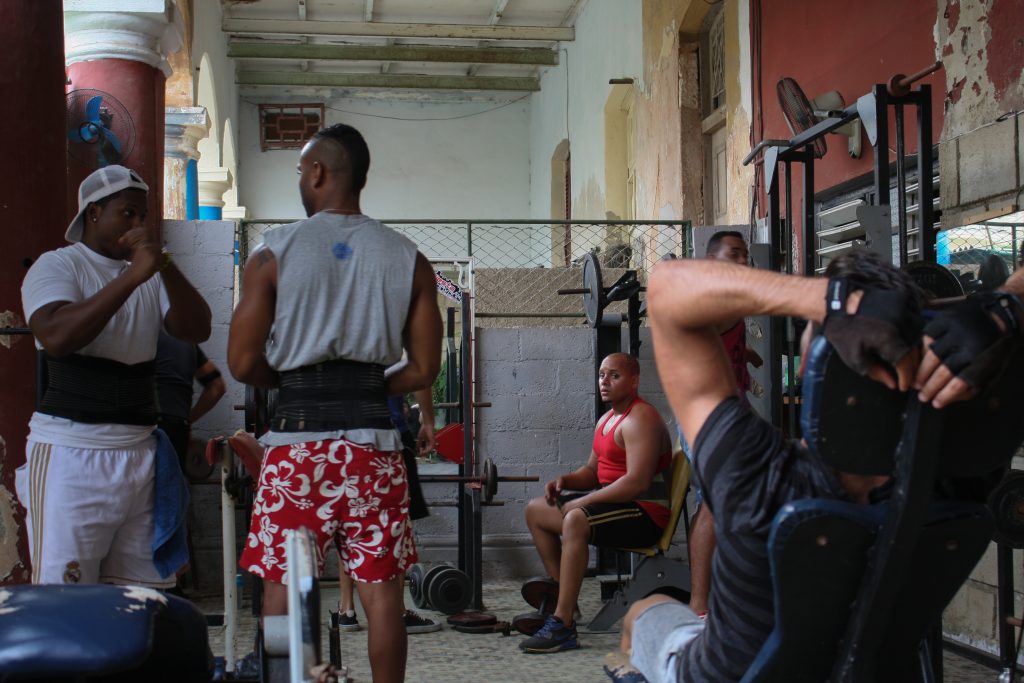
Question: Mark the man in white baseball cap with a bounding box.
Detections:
[17,164,212,587]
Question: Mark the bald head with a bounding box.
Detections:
[603,352,639,376]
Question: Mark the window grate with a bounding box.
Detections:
[259,103,324,151]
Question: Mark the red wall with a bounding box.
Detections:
[754,0,944,195]
[0,3,68,584]
[66,59,166,232]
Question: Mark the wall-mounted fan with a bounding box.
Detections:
[66,89,136,168]
[777,77,862,159]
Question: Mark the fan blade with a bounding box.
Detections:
[85,95,103,123]
[99,127,123,154]
[67,128,85,143]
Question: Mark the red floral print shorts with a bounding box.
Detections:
[239,439,417,584]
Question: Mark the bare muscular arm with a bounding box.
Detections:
[228,246,280,388]
[30,228,174,357]
[386,252,442,396]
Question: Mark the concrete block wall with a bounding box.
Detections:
[419,324,687,579]
[164,219,244,592]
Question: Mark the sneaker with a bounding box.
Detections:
[336,609,361,632]
[518,614,579,654]
[404,609,442,634]
[603,651,648,683]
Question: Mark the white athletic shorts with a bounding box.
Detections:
[15,438,174,588]
[630,600,705,683]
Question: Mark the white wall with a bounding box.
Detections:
[190,1,240,179]
[529,0,644,221]
[238,97,532,221]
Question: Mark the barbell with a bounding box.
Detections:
[557,252,644,328]
[419,457,538,504]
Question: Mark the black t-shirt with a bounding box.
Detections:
[677,396,845,682]
[155,331,208,420]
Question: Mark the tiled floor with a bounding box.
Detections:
[199,576,1000,682]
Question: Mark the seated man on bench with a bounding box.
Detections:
[522,352,673,653]
[604,251,1024,683]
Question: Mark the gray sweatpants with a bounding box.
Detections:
[630,600,705,683]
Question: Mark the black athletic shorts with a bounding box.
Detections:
[558,493,663,548]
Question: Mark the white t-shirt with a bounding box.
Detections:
[21,242,170,448]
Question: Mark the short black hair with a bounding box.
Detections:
[706,230,745,256]
[824,250,925,312]
[312,123,371,191]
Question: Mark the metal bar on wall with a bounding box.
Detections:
[872,85,891,223]
[895,102,908,265]
[802,156,815,276]
[916,85,935,263]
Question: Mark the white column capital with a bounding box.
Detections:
[165,107,210,162]
[222,205,249,221]
[64,0,184,77]
[198,167,233,209]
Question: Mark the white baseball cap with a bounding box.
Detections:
[66,165,149,243]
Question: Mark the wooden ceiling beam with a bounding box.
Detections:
[223,18,574,42]
[228,42,557,66]
[237,70,540,92]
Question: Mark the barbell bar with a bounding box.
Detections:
[419,458,538,504]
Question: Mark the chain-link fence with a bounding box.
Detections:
[239,219,691,324]
[939,221,1021,293]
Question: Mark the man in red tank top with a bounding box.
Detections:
[521,353,673,654]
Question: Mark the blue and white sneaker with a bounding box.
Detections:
[518,614,580,653]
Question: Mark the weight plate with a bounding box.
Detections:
[901,260,964,301]
[989,471,1024,549]
[484,458,498,504]
[447,611,496,627]
[420,565,450,611]
[408,563,426,609]
[582,252,605,328]
[427,566,471,615]
[512,610,547,636]
[244,384,256,434]
[183,437,216,483]
[520,577,559,613]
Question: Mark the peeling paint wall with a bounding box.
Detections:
[937,0,1024,140]
[936,0,1024,231]
[0,437,27,584]
[634,0,754,232]
[528,0,643,221]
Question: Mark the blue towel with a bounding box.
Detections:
[152,429,191,578]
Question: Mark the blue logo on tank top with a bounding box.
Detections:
[332,242,353,260]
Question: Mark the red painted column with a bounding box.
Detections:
[0,3,67,584]
[63,2,183,233]
[66,59,167,229]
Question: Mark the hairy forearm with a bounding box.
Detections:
[578,473,648,505]
[648,260,828,330]
[386,358,438,396]
[30,272,143,357]
[413,387,434,424]
[562,464,599,491]
[162,263,212,343]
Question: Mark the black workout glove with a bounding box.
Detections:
[822,277,923,376]
[924,290,1024,389]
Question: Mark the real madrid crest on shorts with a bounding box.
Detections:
[63,560,82,584]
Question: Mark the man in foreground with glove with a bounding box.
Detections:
[601,249,1023,683]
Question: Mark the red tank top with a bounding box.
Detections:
[721,319,751,394]
[593,397,672,528]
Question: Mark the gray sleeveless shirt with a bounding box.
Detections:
[258,212,418,449]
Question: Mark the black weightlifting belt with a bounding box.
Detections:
[273,358,394,432]
[39,354,158,425]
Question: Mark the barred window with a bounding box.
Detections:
[258,103,324,151]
